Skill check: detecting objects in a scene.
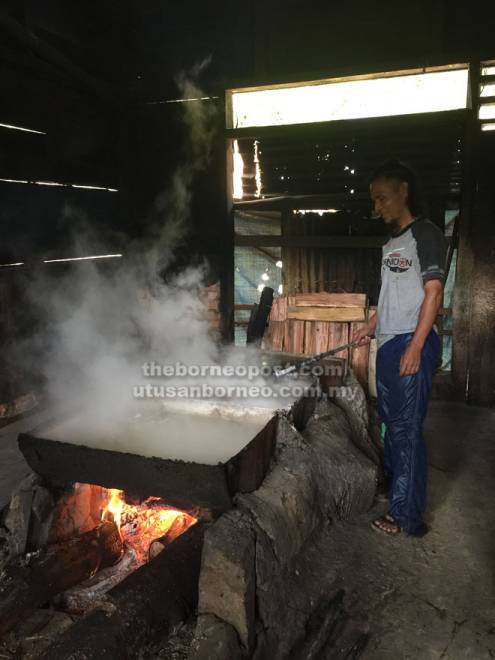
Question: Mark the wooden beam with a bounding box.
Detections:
[226,109,468,141]
[228,63,468,96]
[234,194,358,211]
[224,57,470,102]
[294,293,367,308]
[235,235,386,248]
[288,306,365,322]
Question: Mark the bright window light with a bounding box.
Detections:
[480,83,495,98]
[0,178,117,191]
[72,184,119,192]
[294,209,339,215]
[276,260,283,268]
[481,65,495,76]
[0,122,46,135]
[232,139,244,200]
[479,104,495,120]
[257,284,265,293]
[162,96,219,104]
[35,180,65,187]
[229,67,469,128]
[0,262,24,268]
[481,123,495,132]
[43,254,123,264]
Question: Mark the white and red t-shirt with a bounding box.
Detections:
[376,218,447,348]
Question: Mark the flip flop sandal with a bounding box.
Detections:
[370,514,401,536]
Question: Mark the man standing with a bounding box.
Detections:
[353,161,447,537]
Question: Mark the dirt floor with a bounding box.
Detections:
[0,400,494,659]
[324,399,495,659]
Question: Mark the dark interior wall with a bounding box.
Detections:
[0,186,123,262]
[120,99,229,279]
[11,0,488,98]
[250,0,445,82]
[2,1,495,264]
[248,1,495,84]
[454,132,495,406]
[0,58,130,262]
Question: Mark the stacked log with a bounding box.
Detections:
[263,293,372,390]
[0,521,122,637]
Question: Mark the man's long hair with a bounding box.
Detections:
[370,160,423,217]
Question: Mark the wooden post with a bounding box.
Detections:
[452,61,480,401]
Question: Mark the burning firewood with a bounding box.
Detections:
[36,522,205,660]
[148,513,192,559]
[57,545,139,615]
[101,488,197,565]
[0,520,122,638]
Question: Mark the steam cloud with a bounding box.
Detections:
[13,60,288,443]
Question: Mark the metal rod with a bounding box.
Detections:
[273,341,360,378]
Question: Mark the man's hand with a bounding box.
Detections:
[352,327,371,346]
[351,317,376,347]
[400,341,422,376]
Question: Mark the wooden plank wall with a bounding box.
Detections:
[263,293,371,391]
[204,282,221,332]
[282,246,381,302]
[280,212,381,304]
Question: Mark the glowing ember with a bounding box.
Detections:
[101,488,197,565]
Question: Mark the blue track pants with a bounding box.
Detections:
[376,331,440,535]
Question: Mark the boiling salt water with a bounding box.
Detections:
[42,403,273,464]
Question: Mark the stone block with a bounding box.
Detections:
[198,510,256,651]
[190,614,243,660]
[3,473,38,557]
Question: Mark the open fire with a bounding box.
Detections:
[0,473,205,651]
[100,487,197,565]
